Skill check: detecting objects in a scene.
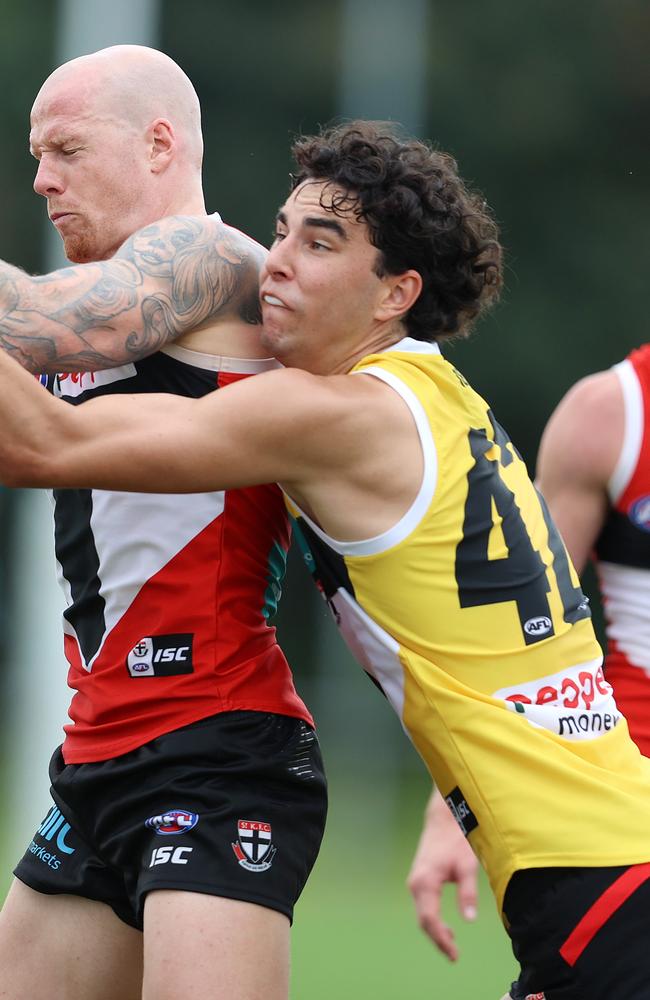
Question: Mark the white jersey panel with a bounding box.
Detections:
[598,560,650,674]
[83,488,225,671]
[609,359,643,504]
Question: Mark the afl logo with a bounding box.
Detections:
[524,616,552,637]
[629,495,650,532]
[145,809,199,836]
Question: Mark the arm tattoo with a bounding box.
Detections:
[0,215,261,374]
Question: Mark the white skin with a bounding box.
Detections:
[407,367,624,963]
[0,45,291,1000]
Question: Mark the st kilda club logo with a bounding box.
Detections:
[231,819,276,872]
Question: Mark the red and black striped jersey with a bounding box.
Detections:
[595,343,650,755]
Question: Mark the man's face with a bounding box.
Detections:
[260,180,389,374]
[29,77,152,263]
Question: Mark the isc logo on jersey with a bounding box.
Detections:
[127,634,194,677]
[494,661,621,741]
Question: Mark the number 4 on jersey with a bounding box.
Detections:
[455,415,590,645]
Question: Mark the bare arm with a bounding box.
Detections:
[0,340,395,496]
[0,215,264,374]
[536,370,623,573]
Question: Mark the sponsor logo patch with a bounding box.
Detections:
[149,846,193,867]
[231,820,276,872]
[445,788,478,837]
[145,809,199,835]
[127,634,194,677]
[629,495,650,532]
[53,364,137,398]
[494,661,621,740]
[37,805,76,855]
[523,615,552,637]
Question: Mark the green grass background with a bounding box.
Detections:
[291,772,514,999]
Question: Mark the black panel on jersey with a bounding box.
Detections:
[55,351,219,406]
[291,516,356,602]
[595,508,650,569]
[53,488,106,666]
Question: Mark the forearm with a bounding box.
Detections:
[0,345,73,485]
[0,214,258,375]
[0,257,147,374]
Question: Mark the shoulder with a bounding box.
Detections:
[116,214,266,271]
[538,368,623,490]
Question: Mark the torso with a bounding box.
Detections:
[287,337,650,911]
[47,343,312,763]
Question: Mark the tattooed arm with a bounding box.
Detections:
[0,214,266,374]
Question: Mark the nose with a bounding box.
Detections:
[265,236,294,279]
[33,156,65,199]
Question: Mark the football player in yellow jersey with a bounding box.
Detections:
[1,120,650,998]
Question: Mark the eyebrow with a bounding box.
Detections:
[30,132,82,154]
[276,210,348,240]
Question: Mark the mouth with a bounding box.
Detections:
[49,212,74,226]
[261,292,287,309]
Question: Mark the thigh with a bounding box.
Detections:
[0,878,143,1000]
[143,890,289,1000]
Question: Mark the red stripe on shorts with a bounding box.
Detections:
[559,863,650,967]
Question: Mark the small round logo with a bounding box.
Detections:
[629,495,650,532]
[523,616,552,637]
[145,809,199,836]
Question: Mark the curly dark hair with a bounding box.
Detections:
[290,120,502,342]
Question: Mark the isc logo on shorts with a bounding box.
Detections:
[126,634,194,677]
[149,846,193,867]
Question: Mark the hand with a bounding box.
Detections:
[407,788,479,961]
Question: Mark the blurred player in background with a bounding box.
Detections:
[0,45,326,1000]
[0,120,649,999]
[536,345,650,754]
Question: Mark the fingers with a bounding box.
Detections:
[417,905,459,962]
[455,860,479,923]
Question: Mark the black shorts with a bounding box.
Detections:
[14,711,328,930]
[504,864,650,999]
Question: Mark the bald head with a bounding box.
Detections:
[29,46,206,263]
[32,45,203,169]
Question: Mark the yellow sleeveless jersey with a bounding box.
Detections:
[285,337,650,913]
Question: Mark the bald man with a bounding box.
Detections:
[0,46,327,1000]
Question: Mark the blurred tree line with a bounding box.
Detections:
[0,0,647,748]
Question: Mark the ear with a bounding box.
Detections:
[375,270,422,323]
[148,118,175,174]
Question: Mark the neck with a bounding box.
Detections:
[328,327,406,375]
